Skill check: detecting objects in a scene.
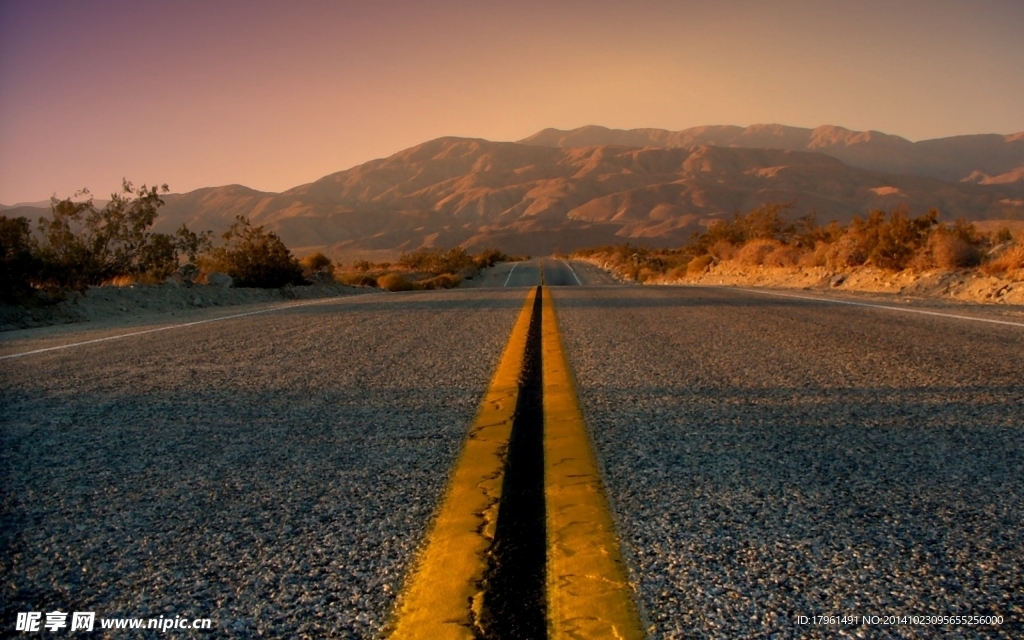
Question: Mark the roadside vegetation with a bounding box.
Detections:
[573,204,1024,284]
[336,247,524,291]
[2,183,214,301]
[2,180,523,304]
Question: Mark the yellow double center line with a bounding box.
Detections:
[388,287,642,639]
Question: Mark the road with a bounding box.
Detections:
[2,263,1022,638]
[461,257,617,288]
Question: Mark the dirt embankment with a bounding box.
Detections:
[578,257,1024,306]
[0,282,373,332]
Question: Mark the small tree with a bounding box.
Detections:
[202,216,304,288]
[34,181,210,288]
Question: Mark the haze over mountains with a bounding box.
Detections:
[8,124,1024,259]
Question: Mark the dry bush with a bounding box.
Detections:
[799,242,831,267]
[981,245,1024,276]
[377,273,418,291]
[300,252,333,274]
[687,254,714,275]
[822,235,867,269]
[765,244,804,267]
[419,273,461,289]
[667,264,689,280]
[736,239,782,266]
[928,232,982,269]
[337,272,378,287]
[637,267,659,283]
[708,241,736,262]
[399,247,474,275]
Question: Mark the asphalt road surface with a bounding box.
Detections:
[464,258,616,288]
[554,285,1024,638]
[2,268,1022,638]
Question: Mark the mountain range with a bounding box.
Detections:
[6,124,1024,259]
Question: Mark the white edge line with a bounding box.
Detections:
[727,286,1024,328]
[0,297,341,361]
[503,262,520,287]
[562,260,582,286]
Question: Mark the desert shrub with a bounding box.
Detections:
[377,273,417,291]
[765,243,804,267]
[740,203,790,240]
[473,248,514,269]
[993,228,1014,244]
[637,267,660,283]
[928,231,983,269]
[1,215,41,301]
[300,251,334,274]
[34,182,210,290]
[736,239,782,266]
[981,245,1024,276]
[399,247,475,275]
[419,273,461,289]
[799,241,831,267]
[201,216,304,288]
[707,240,737,261]
[667,263,690,280]
[823,234,867,269]
[338,272,378,287]
[847,206,938,270]
[686,254,714,275]
[576,203,1008,281]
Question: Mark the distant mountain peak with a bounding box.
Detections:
[518,123,1023,183]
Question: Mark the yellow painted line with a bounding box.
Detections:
[388,288,538,639]
[541,286,643,639]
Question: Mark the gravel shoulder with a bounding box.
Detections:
[0,281,373,333]
[552,285,1024,638]
[1,288,524,638]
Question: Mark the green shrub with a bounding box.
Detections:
[200,216,304,288]
[30,182,210,291]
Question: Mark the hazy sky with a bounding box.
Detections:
[1,0,1022,203]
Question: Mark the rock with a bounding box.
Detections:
[191,296,203,307]
[829,274,847,287]
[165,273,184,287]
[175,264,200,282]
[206,273,233,288]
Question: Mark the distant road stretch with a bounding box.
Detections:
[2,271,1022,638]
[464,257,614,288]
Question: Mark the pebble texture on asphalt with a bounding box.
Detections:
[553,286,1023,639]
[1,290,522,638]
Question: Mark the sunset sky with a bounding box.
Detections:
[1,0,1022,204]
